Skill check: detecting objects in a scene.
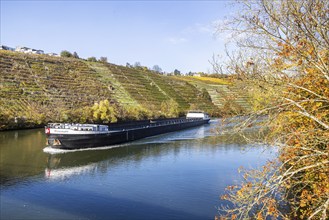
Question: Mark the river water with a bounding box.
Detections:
[0,119,274,220]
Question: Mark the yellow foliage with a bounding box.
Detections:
[91,100,117,123]
[191,76,230,85]
[160,99,179,117]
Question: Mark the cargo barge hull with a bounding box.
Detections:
[46,118,209,149]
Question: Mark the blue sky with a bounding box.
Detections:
[1,1,235,73]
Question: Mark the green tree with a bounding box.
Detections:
[87,57,97,62]
[201,88,211,101]
[173,69,181,76]
[60,50,73,58]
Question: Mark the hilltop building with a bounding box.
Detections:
[1,44,61,57]
[47,52,59,57]
[15,46,44,54]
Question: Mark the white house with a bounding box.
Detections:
[15,46,44,54]
[47,52,59,57]
[2,44,59,56]
[15,46,31,53]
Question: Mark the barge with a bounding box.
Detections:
[45,111,210,149]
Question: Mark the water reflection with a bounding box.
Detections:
[0,120,273,220]
[0,120,266,186]
[44,133,260,180]
[0,129,46,186]
[45,162,98,180]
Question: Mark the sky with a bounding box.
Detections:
[1,1,236,73]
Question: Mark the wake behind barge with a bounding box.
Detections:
[45,111,210,149]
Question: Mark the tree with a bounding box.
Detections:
[152,65,162,74]
[173,69,181,76]
[91,100,117,123]
[87,57,97,62]
[134,62,141,68]
[160,99,179,117]
[60,50,73,58]
[201,88,211,101]
[210,54,221,74]
[72,51,79,59]
[216,0,329,219]
[99,57,108,63]
[117,104,151,121]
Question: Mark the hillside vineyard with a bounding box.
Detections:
[0,51,250,130]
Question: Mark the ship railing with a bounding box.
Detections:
[108,118,202,131]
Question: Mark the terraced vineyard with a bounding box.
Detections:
[0,51,114,129]
[173,76,251,112]
[95,63,218,113]
[1,51,229,130]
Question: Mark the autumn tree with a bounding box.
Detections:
[116,104,151,121]
[160,99,179,117]
[216,0,329,219]
[91,100,117,123]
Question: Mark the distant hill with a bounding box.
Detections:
[0,50,250,130]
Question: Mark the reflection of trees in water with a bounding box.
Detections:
[0,129,46,186]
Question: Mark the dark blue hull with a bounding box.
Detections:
[47,118,210,149]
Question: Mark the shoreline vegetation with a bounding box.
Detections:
[0,50,250,131]
[215,0,328,219]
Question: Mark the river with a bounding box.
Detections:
[0,119,275,220]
